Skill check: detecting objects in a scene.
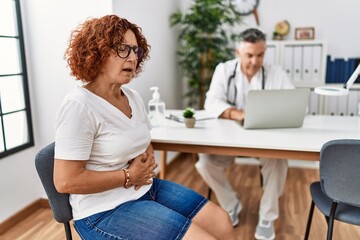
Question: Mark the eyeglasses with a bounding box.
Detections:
[114,44,144,60]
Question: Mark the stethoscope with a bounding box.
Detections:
[226,61,265,106]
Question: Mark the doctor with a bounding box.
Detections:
[195,28,294,240]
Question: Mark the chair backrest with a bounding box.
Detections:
[35,142,73,223]
[320,139,360,207]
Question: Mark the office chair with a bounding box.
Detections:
[304,139,360,240]
[35,142,74,240]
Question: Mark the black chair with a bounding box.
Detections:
[35,143,74,240]
[304,139,360,240]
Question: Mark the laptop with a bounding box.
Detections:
[243,88,310,129]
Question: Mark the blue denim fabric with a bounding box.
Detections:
[74,178,207,240]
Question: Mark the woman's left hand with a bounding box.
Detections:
[127,152,157,190]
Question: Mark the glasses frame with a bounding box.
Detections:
[114,44,143,60]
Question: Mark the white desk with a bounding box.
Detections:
[151,114,360,179]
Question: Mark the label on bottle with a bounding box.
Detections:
[148,102,165,127]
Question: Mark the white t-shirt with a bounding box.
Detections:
[204,58,295,117]
[55,85,152,220]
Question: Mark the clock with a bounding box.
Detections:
[231,0,259,16]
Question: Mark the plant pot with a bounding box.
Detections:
[184,117,196,128]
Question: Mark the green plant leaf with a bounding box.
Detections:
[183,107,195,118]
[170,0,242,108]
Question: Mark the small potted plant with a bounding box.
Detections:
[183,107,196,128]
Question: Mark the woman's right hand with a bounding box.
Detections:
[126,152,157,190]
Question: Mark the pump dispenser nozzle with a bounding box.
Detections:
[150,87,160,100]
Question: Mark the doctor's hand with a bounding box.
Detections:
[230,109,245,121]
[221,108,245,122]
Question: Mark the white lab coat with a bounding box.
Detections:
[204,58,294,117]
[196,58,294,222]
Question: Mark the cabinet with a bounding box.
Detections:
[318,88,360,116]
[306,88,360,116]
[265,40,360,116]
[265,40,327,88]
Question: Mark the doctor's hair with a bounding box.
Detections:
[236,28,266,48]
[239,28,266,43]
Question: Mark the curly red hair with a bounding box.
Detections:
[65,15,150,83]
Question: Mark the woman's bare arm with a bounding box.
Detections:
[54,150,157,194]
[54,159,125,194]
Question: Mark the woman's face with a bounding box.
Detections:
[99,30,140,85]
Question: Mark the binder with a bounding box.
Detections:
[325,55,333,83]
[264,45,277,66]
[334,58,343,83]
[337,95,348,116]
[355,58,360,84]
[293,46,303,82]
[348,58,356,81]
[309,90,319,115]
[347,90,359,116]
[343,59,351,84]
[282,46,293,80]
[326,96,337,116]
[311,45,323,82]
[302,46,313,82]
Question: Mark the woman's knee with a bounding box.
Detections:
[193,201,235,240]
[183,222,217,240]
[212,210,236,240]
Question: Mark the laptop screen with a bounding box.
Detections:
[243,88,310,129]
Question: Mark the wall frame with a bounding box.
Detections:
[295,27,315,40]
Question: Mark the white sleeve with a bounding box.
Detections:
[204,62,234,117]
[55,100,97,160]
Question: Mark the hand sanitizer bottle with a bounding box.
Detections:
[148,87,166,127]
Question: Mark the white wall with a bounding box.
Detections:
[113,0,182,108]
[181,0,360,58]
[0,0,112,223]
[240,0,360,58]
[1,0,360,223]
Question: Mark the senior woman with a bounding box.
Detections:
[53,15,236,240]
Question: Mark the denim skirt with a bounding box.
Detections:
[74,178,207,240]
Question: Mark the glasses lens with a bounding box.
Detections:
[116,45,143,59]
[135,47,144,59]
[117,45,130,58]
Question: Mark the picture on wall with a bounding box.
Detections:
[295,27,315,40]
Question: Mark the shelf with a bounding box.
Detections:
[266,40,327,88]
